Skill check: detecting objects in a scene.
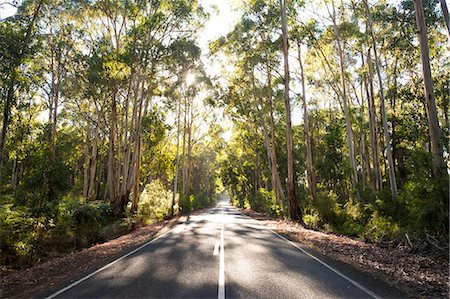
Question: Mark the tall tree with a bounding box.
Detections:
[281,0,302,221]
[328,0,359,197]
[0,0,44,175]
[439,0,450,38]
[363,0,398,197]
[413,0,445,179]
[296,38,316,201]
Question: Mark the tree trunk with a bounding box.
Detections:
[88,125,99,199]
[107,91,118,211]
[366,49,382,190]
[131,135,141,213]
[0,76,15,169]
[331,0,359,198]
[45,34,62,202]
[11,157,18,190]
[122,73,141,197]
[297,41,316,201]
[413,0,448,224]
[186,100,193,195]
[281,0,303,221]
[83,128,90,198]
[267,65,285,212]
[171,96,182,217]
[357,78,368,191]
[0,0,44,174]
[439,0,450,38]
[181,95,188,198]
[364,0,398,197]
[413,0,446,178]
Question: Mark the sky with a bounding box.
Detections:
[198,0,241,48]
[0,1,17,20]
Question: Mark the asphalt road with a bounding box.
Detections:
[44,200,405,299]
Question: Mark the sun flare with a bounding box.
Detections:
[185,72,196,86]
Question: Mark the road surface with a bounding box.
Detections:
[44,200,405,299]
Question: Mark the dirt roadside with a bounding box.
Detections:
[239,209,449,298]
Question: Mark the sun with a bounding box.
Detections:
[185,72,196,86]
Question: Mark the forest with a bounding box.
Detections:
[0,0,448,271]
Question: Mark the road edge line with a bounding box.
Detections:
[218,206,225,299]
[46,228,174,299]
[240,212,382,299]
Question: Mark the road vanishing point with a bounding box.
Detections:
[44,200,405,299]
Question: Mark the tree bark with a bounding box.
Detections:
[330,0,359,197]
[364,0,398,197]
[439,0,450,38]
[107,91,118,211]
[83,128,90,198]
[366,49,382,190]
[181,95,188,199]
[281,0,303,221]
[131,135,141,213]
[88,125,99,199]
[413,0,448,224]
[171,95,182,217]
[413,0,446,178]
[297,41,316,201]
[267,65,285,212]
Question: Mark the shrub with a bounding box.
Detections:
[363,211,403,242]
[137,180,173,223]
[399,177,448,236]
[0,204,35,266]
[50,198,113,249]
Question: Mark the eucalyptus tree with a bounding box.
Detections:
[63,0,207,214]
[363,0,398,197]
[0,0,44,178]
[281,0,303,220]
[291,20,317,201]
[412,0,445,179]
[439,0,450,37]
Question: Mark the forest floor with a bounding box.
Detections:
[1,207,448,298]
[239,209,449,298]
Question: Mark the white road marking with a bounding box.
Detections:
[238,209,381,299]
[214,240,220,255]
[46,228,174,299]
[218,207,225,299]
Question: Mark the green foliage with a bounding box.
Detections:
[137,180,173,223]
[399,177,448,235]
[247,188,279,215]
[0,198,114,268]
[0,204,35,266]
[51,198,113,248]
[363,212,403,242]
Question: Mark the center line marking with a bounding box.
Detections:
[218,207,225,299]
[213,240,220,255]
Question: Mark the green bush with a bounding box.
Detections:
[137,180,173,222]
[0,204,35,266]
[399,177,448,235]
[363,211,404,242]
[314,190,346,229]
[50,198,113,249]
